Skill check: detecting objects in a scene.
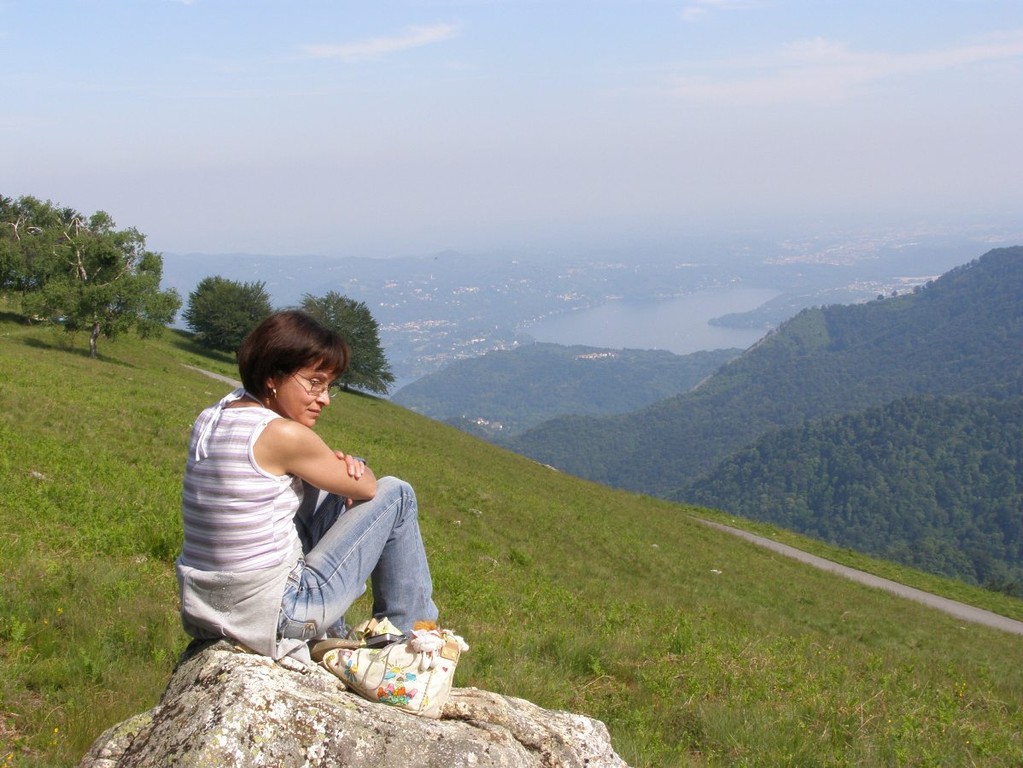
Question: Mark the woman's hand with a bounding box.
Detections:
[334,450,365,478]
[334,451,369,507]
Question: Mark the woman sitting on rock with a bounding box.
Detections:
[176,309,437,665]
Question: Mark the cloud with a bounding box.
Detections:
[668,28,1023,105]
[681,0,763,23]
[301,23,459,61]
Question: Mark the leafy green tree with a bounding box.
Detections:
[1,195,63,295]
[301,291,395,394]
[183,276,273,353]
[2,196,180,357]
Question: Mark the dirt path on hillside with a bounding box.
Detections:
[184,365,241,387]
[695,518,1023,637]
[182,364,1023,638]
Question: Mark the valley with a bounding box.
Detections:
[160,226,993,387]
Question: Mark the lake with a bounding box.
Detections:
[522,287,778,354]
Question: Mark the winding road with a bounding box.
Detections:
[696,518,1023,637]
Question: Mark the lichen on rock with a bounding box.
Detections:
[79,641,629,768]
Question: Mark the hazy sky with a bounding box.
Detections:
[3,1,1022,257]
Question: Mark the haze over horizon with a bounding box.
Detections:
[3,1,1022,259]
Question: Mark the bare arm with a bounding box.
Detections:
[253,418,377,500]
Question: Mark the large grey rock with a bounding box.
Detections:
[80,642,629,767]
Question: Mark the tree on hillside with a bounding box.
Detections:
[0,195,65,295]
[301,292,395,394]
[1,195,181,357]
[183,276,273,353]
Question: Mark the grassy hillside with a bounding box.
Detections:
[2,309,1023,766]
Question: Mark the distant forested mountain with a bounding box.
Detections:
[391,343,740,437]
[508,246,1023,495]
[685,395,1023,593]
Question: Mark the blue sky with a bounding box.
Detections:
[2,0,1022,256]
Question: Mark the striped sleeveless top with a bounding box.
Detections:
[180,391,302,572]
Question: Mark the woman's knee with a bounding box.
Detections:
[376,475,414,498]
[376,476,418,519]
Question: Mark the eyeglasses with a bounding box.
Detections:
[291,372,344,398]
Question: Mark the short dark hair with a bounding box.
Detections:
[237,310,349,399]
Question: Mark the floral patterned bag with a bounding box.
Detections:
[320,625,468,719]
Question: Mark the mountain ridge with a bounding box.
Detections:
[391,342,741,437]
[507,246,1023,494]
[500,245,1023,589]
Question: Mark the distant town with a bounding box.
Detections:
[161,227,1013,389]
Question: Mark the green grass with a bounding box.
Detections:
[2,309,1022,766]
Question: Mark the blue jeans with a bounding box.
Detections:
[278,476,438,640]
